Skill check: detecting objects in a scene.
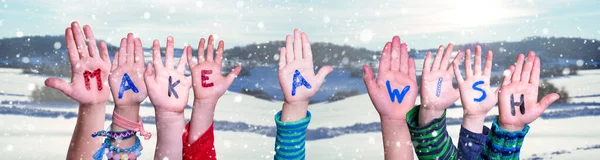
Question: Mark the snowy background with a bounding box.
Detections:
[1,0,600,159]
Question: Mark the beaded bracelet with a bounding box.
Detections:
[93,136,143,160]
[91,130,137,140]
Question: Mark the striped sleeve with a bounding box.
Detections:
[274,111,311,160]
[480,117,529,160]
[406,106,458,160]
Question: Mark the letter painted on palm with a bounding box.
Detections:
[83,69,103,91]
[386,80,410,104]
[510,94,525,116]
[291,70,311,96]
[201,70,214,87]
[472,80,487,102]
[436,77,442,97]
[168,76,180,99]
[118,73,139,99]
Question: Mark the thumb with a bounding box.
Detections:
[315,65,333,84]
[44,78,72,96]
[362,65,377,91]
[225,66,242,87]
[538,93,560,110]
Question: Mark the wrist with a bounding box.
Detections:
[280,100,309,122]
[462,115,486,133]
[499,123,525,132]
[380,117,408,127]
[418,106,445,126]
[193,98,218,108]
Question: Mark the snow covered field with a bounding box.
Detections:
[1,67,600,159]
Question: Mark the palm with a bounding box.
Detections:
[453,47,497,116]
[188,36,241,101]
[145,37,191,113]
[420,71,458,109]
[44,22,111,105]
[496,52,559,131]
[108,34,148,107]
[364,36,418,121]
[278,30,332,104]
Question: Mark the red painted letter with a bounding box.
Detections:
[201,70,214,87]
[83,69,103,91]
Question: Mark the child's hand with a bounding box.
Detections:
[186,35,241,103]
[363,36,418,122]
[144,37,192,113]
[109,33,148,108]
[418,44,462,125]
[452,45,497,132]
[44,21,111,105]
[278,29,333,121]
[497,52,559,131]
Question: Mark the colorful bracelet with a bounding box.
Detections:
[112,111,152,140]
[91,130,137,140]
[93,136,143,160]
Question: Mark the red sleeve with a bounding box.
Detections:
[183,122,216,160]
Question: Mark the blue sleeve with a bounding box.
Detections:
[274,111,311,160]
[457,125,489,160]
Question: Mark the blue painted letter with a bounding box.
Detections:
[168,76,180,99]
[386,80,410,104]
[118,73,139,99]
[436,77,443,97]
[472,80,486,102]
[291,70,312,96]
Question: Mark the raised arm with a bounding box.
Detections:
[44,21,111,159]
[482,52,559,159]
[363,36,417,159]
[145,37,192,160]
[274,29,333,159]
[452,45,497,159]
[183,35,242,159]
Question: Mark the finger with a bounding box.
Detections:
[431,45,444,71]
[111,51,119,71]
[99,41,110,64]
[152,40,164,74]
[464,49,473,78]
[278,47,286,69]
[378,42,392,75]
[301,32,313,60]
[134,38,145,66]
[440,43,454,71]
[126,33,135,64]
[197,38,206,63]
[452,51,464,83]
[206,35,215,62]
[82,25,99,58]
[315,66,334,84]
[483,50,493,76]
[143,63,155,84]
[215,40,225,66]
[187,46,197,68]
[65,28,79,63]
[165,36,175,67]
[537,93,559,111]
[285,35,294,63]
[530,57,541,85]
[474,45,482,75]
[502,65,515,86]
[408,58,417,82]
[511,54,525,82]
[390,36,401,71]
[118,38,126,66]
[225,66,242,87]
[520,51,535,82]
[400,43,409,74]
[176,46,188,73]
[70,22,89,58]
[44,78,72,96]
[293,29,302,60]
[363,65,377,92]
[422,51,432,74]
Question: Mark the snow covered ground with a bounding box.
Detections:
[1,67,600,159]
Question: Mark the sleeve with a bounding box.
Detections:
[274,111,311,160]
[457,125,489,160]
[406,105,458,160]
[182,122,217,160]
[480,117,529,160]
